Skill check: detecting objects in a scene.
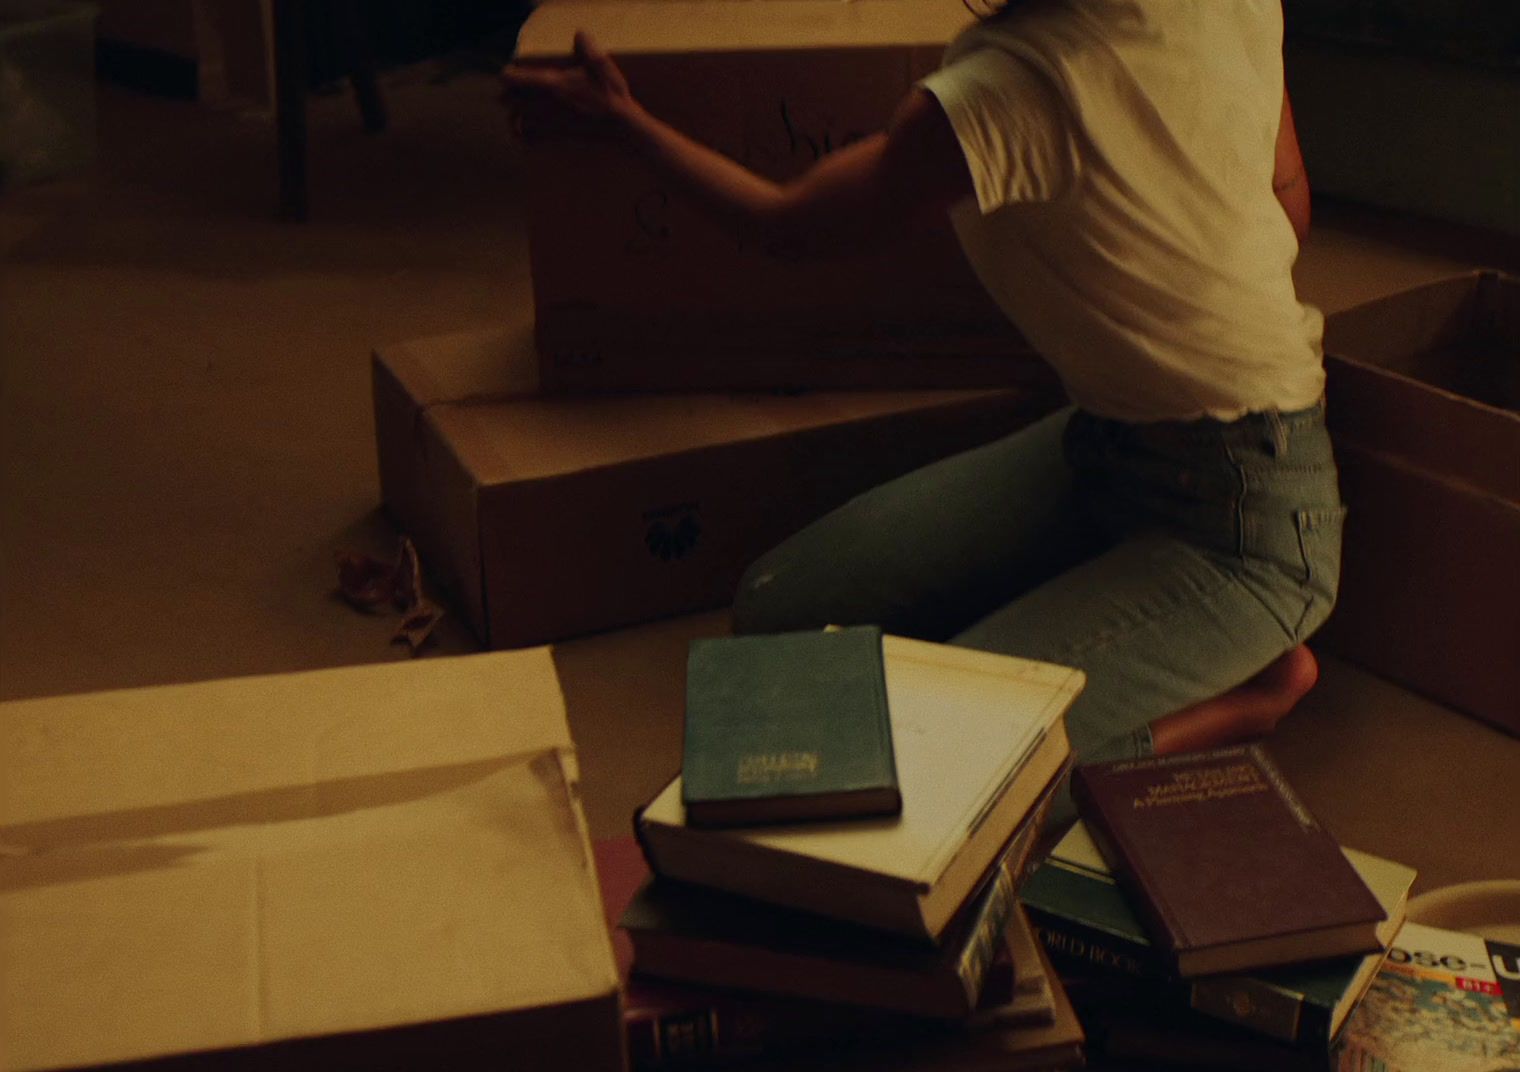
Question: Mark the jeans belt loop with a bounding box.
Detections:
[1266,410,1289,457]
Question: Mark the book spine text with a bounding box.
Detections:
[1026,909,1325,1044]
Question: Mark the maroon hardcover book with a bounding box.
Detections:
[1070,744,1389,978]
[594,836,1019,1070]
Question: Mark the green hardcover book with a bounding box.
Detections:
[681,626,900,827]
[644,637,1082,941]
[1018,821,1417,1051]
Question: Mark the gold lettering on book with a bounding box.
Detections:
[1254,750,1319,829]
[1130,763,1268,809]
[736,752,821,785]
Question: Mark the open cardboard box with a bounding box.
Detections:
[373,318,1062,650]
[515,0,1043,393]
[1318,270,1520,738]
[0,652,625,1071]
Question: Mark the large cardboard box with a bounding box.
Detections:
[1318,271,1520,737]
[373,320,1062,649]
[0,652,626,1071]
[515,0,1042,393]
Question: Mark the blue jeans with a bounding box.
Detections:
[732,402,1344,796]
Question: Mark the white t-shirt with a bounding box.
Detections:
[919,0,1325,422]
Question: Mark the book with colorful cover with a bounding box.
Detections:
[681,625,900,827]
[1019,819,1415,1048]
[1071,744,1391,976]
[1333,920,1520,1072]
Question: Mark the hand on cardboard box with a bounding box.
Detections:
[503,25,968,260]
[500,31,638,142]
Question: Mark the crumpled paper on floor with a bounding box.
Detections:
[334,537,445,655]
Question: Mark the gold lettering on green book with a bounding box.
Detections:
[736,752,821,785]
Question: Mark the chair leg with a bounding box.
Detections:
[332,0,387,134]
[272,0,309,221]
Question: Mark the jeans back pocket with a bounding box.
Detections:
[1294,506,1348,638]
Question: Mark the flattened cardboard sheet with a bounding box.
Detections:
[0,652,623,1071]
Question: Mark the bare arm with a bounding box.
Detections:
[1272,89,1310,243]
[502,33,974,254]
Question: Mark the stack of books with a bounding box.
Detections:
[1019,744,1418,1071]
[605,628,1091,1070]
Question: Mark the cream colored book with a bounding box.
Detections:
[637,635,1083,941]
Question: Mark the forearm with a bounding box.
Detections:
[615,100,900,255]
[1272,91,1311,243]
[617,102,789,237]
[1274,170,1310,244]
[505,38,970,256]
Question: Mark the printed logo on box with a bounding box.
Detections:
[645,504,701,562]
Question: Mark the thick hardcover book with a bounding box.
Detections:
[641,635,1083,941]
[733,930,1085,1072]
[623,799,1048,1020]
[1070,744,1390,977]
[681,626,899,827]
[1019,821,1415,1048]
[625,948,1025,1071]
[596,834,1054,1070]
[1083,924,1520,1072]
[1080,998,1345,1072]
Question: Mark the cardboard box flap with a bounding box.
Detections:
[1325,270,1520,503]
[517,0,973,58]
[432,387,1009,484]
[388,325,1016,484]
[1,652,616,1071]
[382,319,541,411]
[1324,270,1519,409]
[1327,361,1520,503]
[1325,272,1494,367]
[1,652,571,823]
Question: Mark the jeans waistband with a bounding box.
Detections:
[1078,398,1329,457]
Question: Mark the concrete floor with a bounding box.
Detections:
[2,71,1517,896]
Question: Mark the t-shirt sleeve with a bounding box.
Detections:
[919,47,1078,213]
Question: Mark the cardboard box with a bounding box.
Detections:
[372,319,1062,649]
[0,652,626,1071]
[515,0,1042,393]
[1318,270,1520,737]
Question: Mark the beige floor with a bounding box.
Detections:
[3,72,1517,895]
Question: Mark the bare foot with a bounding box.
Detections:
[1149,646,1319,756]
